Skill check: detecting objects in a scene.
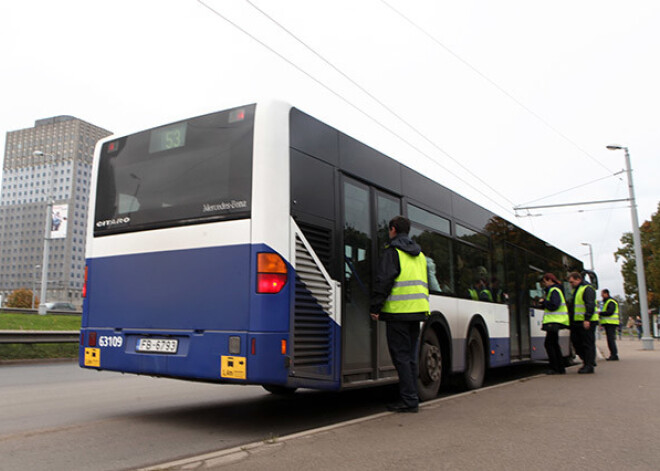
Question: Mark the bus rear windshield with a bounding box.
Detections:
[94,105,255,236]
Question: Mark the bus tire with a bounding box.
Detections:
[462,328,485,390]
[418,328,442,401]
[263,385,297,395]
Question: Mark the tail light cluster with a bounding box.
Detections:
[256,253,287,294]
[82,265,88,298]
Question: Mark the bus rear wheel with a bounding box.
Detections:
[418,328,442,401]
[463,328,485,390]
[263,385,297,395]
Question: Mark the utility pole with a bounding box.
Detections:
[607,145,653,350]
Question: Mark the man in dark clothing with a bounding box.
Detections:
[371,216,429,413]
[567,272,597,374]
[599,289,619,361]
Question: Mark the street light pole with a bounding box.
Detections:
[581,242,594,271]
[607,145,653,350]
[34,151,54,315]
[31,264,40,309]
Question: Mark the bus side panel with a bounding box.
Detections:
[85,245,252,331]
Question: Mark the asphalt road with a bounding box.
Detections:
[0,360,548,471]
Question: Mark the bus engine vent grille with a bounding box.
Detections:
[297,222,332,273]
[293,234,333,373]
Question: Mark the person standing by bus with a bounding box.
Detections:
[599,289,620,361]
[567,272,598,374]
[540,273,569,374]
[370,216,430,413]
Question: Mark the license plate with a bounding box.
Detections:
[136,338,178,354]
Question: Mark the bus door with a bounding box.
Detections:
[341,178,399,384]
[504,244,532,360]
[525,258,546,360]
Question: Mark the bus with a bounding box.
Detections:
[80,101,593,399]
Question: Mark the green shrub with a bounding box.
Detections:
[6,288,38,308]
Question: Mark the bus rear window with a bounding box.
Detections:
[94,105,255,236]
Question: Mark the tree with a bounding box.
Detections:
[614,202,660,314]
[6,288,39,308]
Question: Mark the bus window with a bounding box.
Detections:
[410,227,454,294]
[455,243,491,301]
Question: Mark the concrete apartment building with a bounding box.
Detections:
[0,116,111,307]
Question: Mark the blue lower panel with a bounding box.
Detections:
[489,337,510,367]
[79,328,289,385]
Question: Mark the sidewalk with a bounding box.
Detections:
[147,339,660,471]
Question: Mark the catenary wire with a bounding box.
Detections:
[196,0,517,217]
[243,0,517,208]
[517,169,626,208]
[379,0,617,177]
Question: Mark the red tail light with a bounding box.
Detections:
[82,266,88,298]
[89,331,97,347]
[256,253,287,294]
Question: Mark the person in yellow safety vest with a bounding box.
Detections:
[370,216,430,413]
[599,289,620,361]
[567,271,598,374]
[539,273,570,374]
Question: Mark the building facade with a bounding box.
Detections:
[0,116,111,307]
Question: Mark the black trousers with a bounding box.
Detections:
[386,320,421,407]
[603,324,618,357]
[544,325,565,373]
[570,323,585,362]
[584,322,597,367]
[571,322,596,367]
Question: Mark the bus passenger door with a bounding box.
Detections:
[341,179,400,384]
[342,179,375,379]
[504,244,532,360]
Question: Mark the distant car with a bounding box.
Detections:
[43,302,78,312]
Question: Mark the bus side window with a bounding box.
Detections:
[410,227,454,295]
[455,242,491,302]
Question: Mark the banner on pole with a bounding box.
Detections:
[50,203,68,239]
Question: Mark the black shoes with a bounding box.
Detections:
[545,369,566,375]
[386,402,419,413]
[606,356,619,361]
[578,366,595,374]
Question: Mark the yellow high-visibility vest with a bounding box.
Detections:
[600,298,620,325]
[381,249,430,314]
[543,286,569,326]
[573,284,598,322]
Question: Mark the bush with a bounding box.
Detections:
[6,288,39,308]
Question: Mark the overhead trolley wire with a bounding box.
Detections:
[379,0,617,177]
[516,169,626,208]
[196,0,517,217]
[244,0,516,208]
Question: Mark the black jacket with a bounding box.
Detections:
[370,234,427,322]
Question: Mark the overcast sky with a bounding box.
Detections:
[2,0,659,300]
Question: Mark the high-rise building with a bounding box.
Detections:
[0,116,111,306]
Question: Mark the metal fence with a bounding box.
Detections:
[0,330,80,344]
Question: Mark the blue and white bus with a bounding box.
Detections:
[80,101,590,399]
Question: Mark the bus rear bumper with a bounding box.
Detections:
[79,328,290,385]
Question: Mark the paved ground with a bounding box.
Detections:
[144,337,660,471]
